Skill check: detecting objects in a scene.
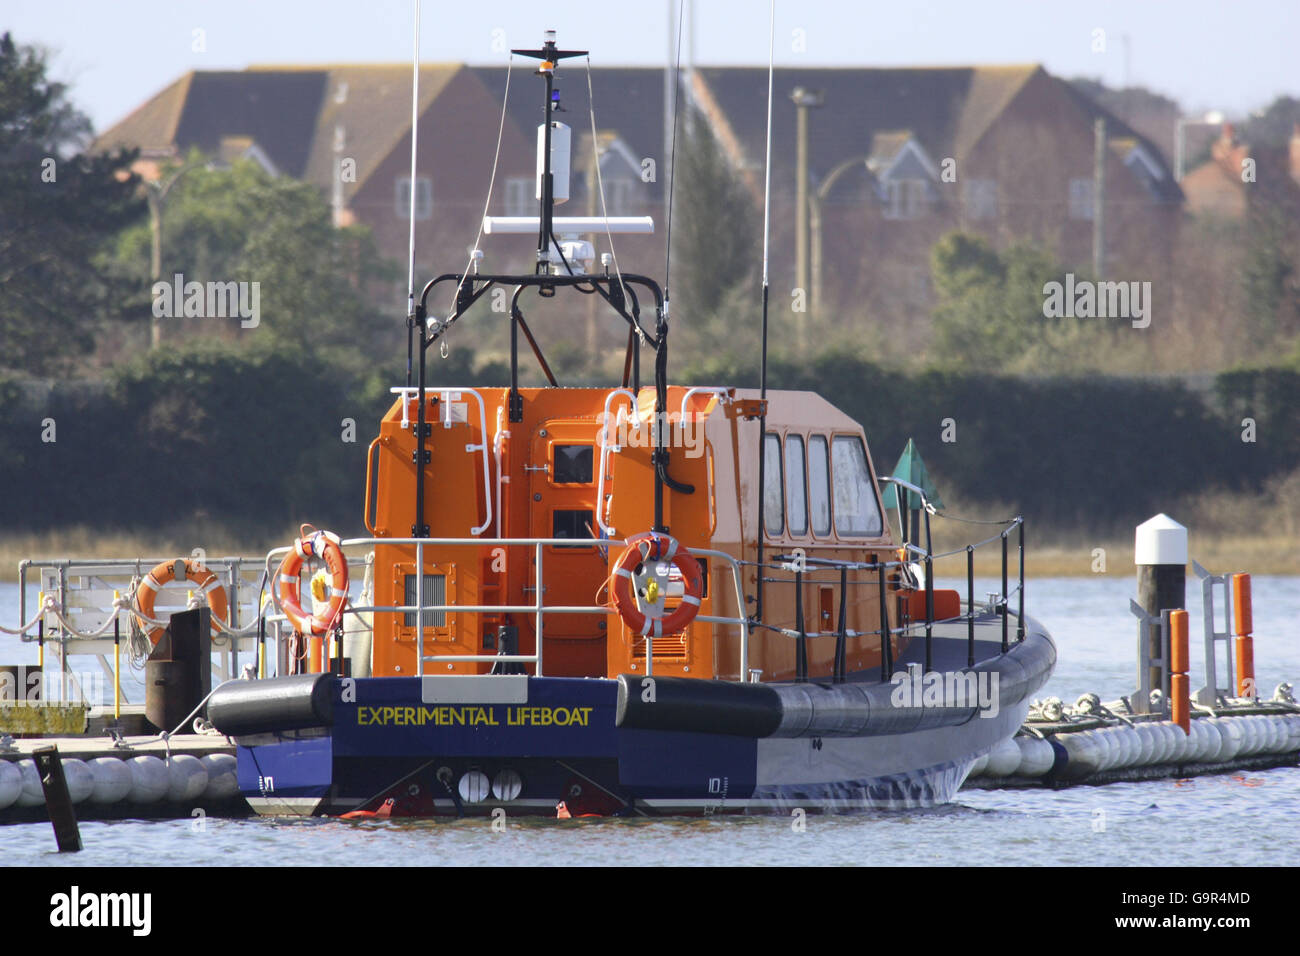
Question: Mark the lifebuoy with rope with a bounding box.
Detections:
[277,527,350,636]
[609,532,703,638]
[134,558,230,644]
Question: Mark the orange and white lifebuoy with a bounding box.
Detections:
[610,532,703,638]
[135,558,230,644]
[277,528,349,636]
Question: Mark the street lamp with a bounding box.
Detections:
[791,86,824,352]
[810,155,871,318]
[145,159,212,349]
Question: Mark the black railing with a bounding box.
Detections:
[760,480,1027,685]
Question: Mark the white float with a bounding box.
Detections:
[1058,732,1102,778]
[1133,723,1155,764]
[985,737,1022,777]
[166,755,209,803]
[127,756,169,803]
[16,759,43,807]
[201,753,239,799]
[89,757,132,803]
[1015,736,1056,777]
[61,758,94,804]
[0,761,22,810]
[1199,720,1223,763]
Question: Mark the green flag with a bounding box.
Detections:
[881,438,944,511]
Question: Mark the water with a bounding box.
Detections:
[3,576,1298,866]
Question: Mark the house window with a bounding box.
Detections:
[763,433,784,536]
[832,436,882,538]
[963,178,997,220]
[808,436,831,536]
[606,179,637,214]
[505,176,533,216]
[1068,178,1094,220]
[396,176,432,220]
[785,435,807,536]
[883,179,929,220]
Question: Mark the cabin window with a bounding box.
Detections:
[552,509,595,547]
[403,573,446,628]
[784,435,807,535]
[552,444,593,484]
[808,435,831,536]
[763,433,783,535]
[832,436,883,537]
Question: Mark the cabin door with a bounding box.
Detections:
[526,420,609,677]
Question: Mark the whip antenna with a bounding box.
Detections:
[663,0,686,307]
[405,0,421,386]
[754,0,776,624]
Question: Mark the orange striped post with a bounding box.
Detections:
[1169,609,1190,734]
[1231,573,1255,698]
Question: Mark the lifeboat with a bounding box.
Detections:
[206,30,1056,818]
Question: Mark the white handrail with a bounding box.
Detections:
[679,386,729,419]
[389,386,494,536]
[595,388,638,536]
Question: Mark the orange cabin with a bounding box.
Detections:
[362,383,908,684]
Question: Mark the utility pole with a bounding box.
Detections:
[1093,116,1106,280]
[791,86,824,351]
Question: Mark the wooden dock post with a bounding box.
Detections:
[33,746,82,852]
[1135,514,1187,700]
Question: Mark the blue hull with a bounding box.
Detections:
[234,674,1021,817]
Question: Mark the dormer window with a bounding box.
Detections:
[396,176,432,220]
[884,179,930,220]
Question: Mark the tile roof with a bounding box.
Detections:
[470,65,667,200]
[94,72,194,156]
[270,64,462,198]
[692,65,1039,185]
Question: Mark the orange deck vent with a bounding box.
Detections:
[905,589,962,622]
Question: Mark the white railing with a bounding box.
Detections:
[12,555,289,707]
[260,536,752,680]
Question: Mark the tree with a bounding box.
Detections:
[0,32,142,373]
[105,155,398,370]
[1237,96,1300,150]
[667,107,760,351]
[930,231,1102,372]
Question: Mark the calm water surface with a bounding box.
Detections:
[3,576,1298,866]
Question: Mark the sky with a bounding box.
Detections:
[5,0,1298,135]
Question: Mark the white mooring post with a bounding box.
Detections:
[1135,514,1188,702]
